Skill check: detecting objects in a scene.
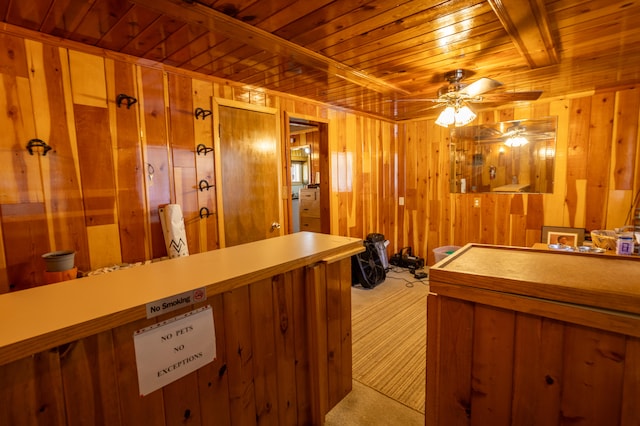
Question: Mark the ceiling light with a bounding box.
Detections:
[454,105,476,127]
[504,135,528,147]
[504,125,529,147]
[435,103,476,128]
[435,106,455,126]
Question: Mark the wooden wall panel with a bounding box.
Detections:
[192,79,218,252]
[27,41,90,270]
[167,73,200,254]
[511,315,563,425]
[3,27,640,285]
[585,92,615,231]
[0,203,50,290]
[0,350,67,425]
[74,104,117,227]
[108,60,147,263]
[138,67,171,260]
[60,332,121,426]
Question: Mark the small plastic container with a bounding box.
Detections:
[433,245,461,263]
[616,235,634,255]
[42,250,76,272]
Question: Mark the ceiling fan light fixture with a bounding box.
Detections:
[435,106,456,127]
[505,135,528,147]
[454,105,476,127]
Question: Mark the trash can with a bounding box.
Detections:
[433,245,461,263]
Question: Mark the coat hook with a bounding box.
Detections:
[26,138,52,156]
[198,179,214,191]
[116,93,137,109]
[199,207,212,219]
[196,144,214,156]
[195,107,212,120]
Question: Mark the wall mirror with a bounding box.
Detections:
[450,116,557,194]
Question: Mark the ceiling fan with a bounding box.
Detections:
[398,69,542,127]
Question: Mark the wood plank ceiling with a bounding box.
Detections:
[1,0,640,121]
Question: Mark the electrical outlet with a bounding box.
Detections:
[473,198,481,208]
[399,197,405,206]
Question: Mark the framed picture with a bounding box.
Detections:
[541,226,585,246]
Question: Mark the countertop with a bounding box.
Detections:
[430,243,640,316]
[0,232,363,365]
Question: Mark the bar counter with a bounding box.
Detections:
[426,243,640,426]
[0,232,363,425]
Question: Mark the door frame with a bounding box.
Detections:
[283,112,330,235]
[213,98,283,248]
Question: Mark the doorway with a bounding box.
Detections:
[286,115,329,234]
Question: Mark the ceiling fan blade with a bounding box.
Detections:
[475,91,543,103]
[458,77,503,97]
[391,98,443,103]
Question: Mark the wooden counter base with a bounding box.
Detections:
[0,233,363,426]
[427,244,640,426]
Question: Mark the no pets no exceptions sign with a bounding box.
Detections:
[133,305,216,396]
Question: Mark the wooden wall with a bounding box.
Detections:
[1,27,639,291]
[399,92,640,264]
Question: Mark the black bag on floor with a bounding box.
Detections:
[351,234,387,289]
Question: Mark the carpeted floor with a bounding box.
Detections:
[326,268,429,424]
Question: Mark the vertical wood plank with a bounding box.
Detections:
[197,294,232,426]
[0,203,50,290]
[112,316,166,426]
[426,294,441,426]
[73,104,117,227]
[560,324,625,425]
[273,272,299,425]
[27,41,90,271]
[223,286,257,425]
[138,66,171,259]
[511,314,563,426]
[613,88,640,191]
[86,224,122,270]
[292,267,312,424]
[167,73,199,253]
[621,336,640,426]
[470,305,515,426]
[585,93,615,231]
[192,79,218,252]
[109,60,147,263]
[250,278,279,425]
[68,51,107,107]
[60,331,121,426]
[305,263,328,425]
[0,350,67,425]
[433,296,474,426]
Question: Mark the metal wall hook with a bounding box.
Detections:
[195,107,212,120]
[198,179,214,191]
[196,143,214,155]
[26,138,52,156]
[199,207,212,219]
[116,93,137,109]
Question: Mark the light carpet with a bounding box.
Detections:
[350,269,429,413]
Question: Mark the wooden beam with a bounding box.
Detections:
[130,0,410,96]
[488,0,558,68]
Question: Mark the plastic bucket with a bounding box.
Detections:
[42,250,75,272]
[433,245,461,263]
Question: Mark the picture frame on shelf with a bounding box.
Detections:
[541,226,585,246]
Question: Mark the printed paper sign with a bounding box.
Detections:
[134,305,216,396]
[146,287,207,318]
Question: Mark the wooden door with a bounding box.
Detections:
[218,105,281,247]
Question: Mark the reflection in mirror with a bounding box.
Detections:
[450,117,557,194]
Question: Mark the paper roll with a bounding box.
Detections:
[159,204,189,258]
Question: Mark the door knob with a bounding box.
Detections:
[270,222,281,232]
